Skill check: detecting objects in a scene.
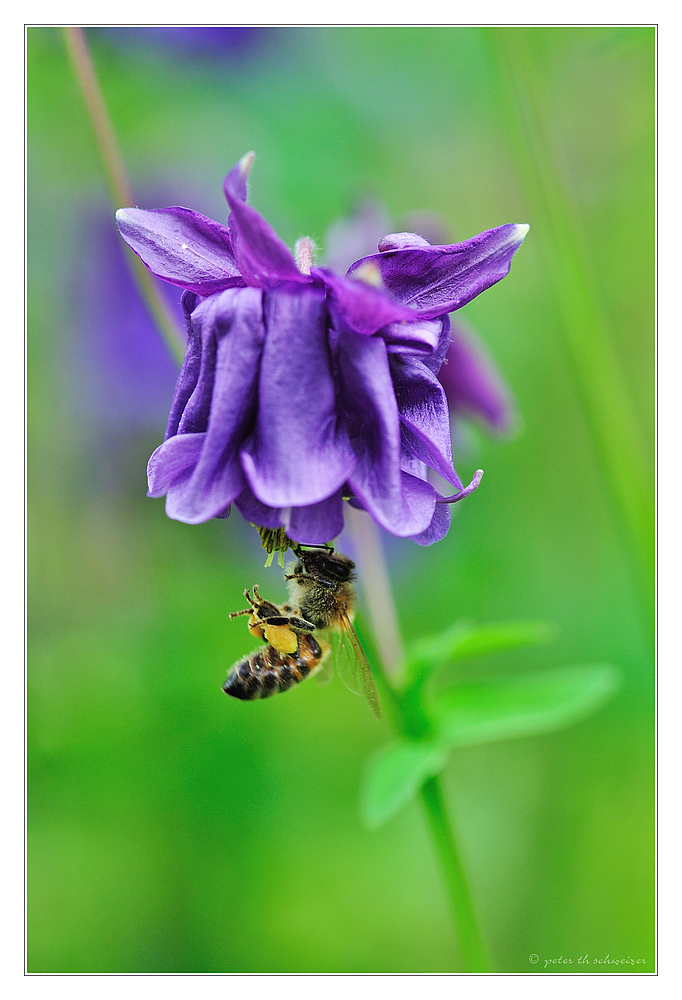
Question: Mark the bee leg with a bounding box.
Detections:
[230,586,273,620]
[229,607,253,620]
[287,616,316,633]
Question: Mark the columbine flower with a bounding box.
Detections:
[116,152,527,546]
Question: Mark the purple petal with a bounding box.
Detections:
[148,433,205,497]
[288,491,345,544]
[312,266,419,335]
[383,317,443,357]
[347,223,529,319]
[437,322,514,432]
[234,486,284,530]
[160,287,266,523]
[223,153,307,286]
[337,331,435,537]
[409,469,483,544]
[240,285,357,507]
[164,292,201,439]
[400,447,429,482]
[115,206,245,295]
[421,315,452,375]
[175,296,220,436]
[409,502,451,546]
[390,356,462,487]
[378,232,432,251]
[233,487,345,544]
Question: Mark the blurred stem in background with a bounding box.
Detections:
[348,507,490,972]
[486,28,654,638]
[62,27,186,366]
[63,25,492,973]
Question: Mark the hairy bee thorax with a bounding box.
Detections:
[285,550,356,631]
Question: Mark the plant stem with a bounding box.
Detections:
[62,26,186,366]
[421,775,491,972]
[344,505,404,683]
[346,506,490,971]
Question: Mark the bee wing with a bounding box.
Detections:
[315,654,335,687]
[335,614,382,720]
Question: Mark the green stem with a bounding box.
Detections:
[346,506,490,971]
[62,26,185,366]
[421,775,491,972]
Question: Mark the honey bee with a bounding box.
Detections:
[223,585,329,701]
[223,545,381,718]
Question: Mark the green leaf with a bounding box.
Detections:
[430,664,621,748]
[403,620,554,686]
[360,739,447,828]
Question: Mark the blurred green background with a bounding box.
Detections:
[27,26,654,973]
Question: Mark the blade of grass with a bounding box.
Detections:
[486,27,653,633]
[62,27,185,367]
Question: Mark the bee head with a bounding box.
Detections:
[292,547,355,587]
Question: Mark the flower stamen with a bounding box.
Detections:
[295,236,317,275]
[254,525,295,566]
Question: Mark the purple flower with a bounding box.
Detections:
[116,153,528,546]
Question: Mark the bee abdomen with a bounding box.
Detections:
[223,635,324,701]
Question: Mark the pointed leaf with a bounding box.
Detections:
[360,739,447,828]
[404,620,554,686]
[430,664,621,748]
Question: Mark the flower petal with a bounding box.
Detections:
[233,487,345,544]
[147,433,205,497]
[234,486,284,529]
[164,291,201,439]
[409,470,483,544]
[437,322,514,432]
[347,223,529,319]
[175,296,220,436]
[164,287,266,523]
[115,207,245,294]
[421,315,452,375]
[288,491,345,544]
[312,266,418,335]
[409,502,451,546]
[378,232,432,251]
[223,153,307,286]
[240,285,357,507]
[390,355,462,487]
[400,448,428,482]
[383,317,444,357]
[337,331,435,537]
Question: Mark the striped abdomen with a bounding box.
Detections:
[223,633,327,701]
